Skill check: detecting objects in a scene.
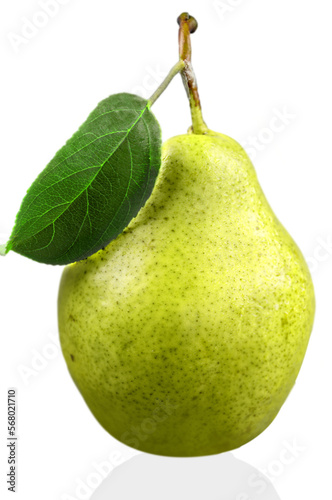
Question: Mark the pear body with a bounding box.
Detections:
[58,131,315,456]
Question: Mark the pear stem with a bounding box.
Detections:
[148,59,185,107]
[177,13,208,134]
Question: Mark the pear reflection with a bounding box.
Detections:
[91,452,281,500]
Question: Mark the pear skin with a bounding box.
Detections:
[58,131,315,457]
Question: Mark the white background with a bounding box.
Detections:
[0,0,331,498]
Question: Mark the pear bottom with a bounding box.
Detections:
[58,257,309,457]
[58,132,314,457]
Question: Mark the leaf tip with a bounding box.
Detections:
[0,243,8,256]
[0,235,12,256]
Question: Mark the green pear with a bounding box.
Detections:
[58,130,315,457]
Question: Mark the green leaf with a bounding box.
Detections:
[3,94,161,265]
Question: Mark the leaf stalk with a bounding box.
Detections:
[148,59,185,107]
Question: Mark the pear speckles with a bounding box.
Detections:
[58,131,315,457]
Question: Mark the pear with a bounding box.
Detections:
[58,129,315,457]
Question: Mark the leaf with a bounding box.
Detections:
[2,94,161,265]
